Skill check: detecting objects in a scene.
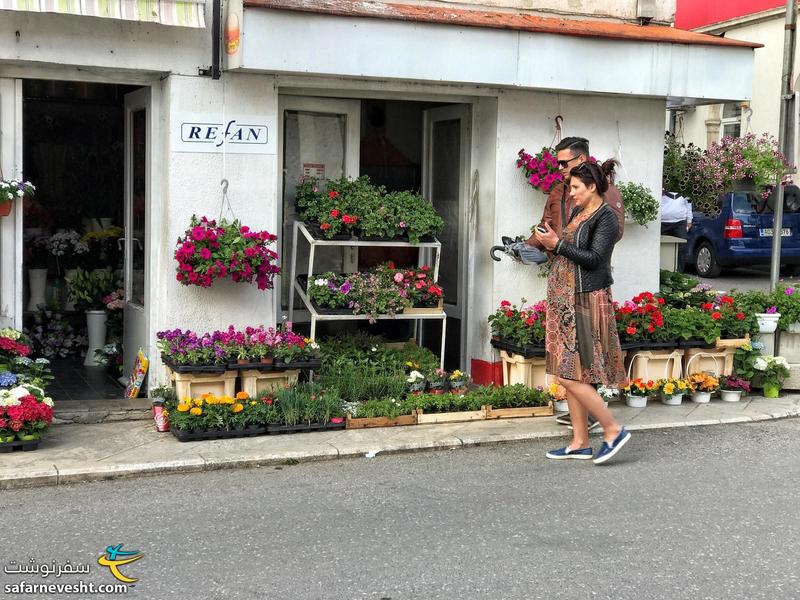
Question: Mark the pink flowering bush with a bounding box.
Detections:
[516,148,564,194]
[174,215,280,290]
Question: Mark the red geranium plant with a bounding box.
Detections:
[388,264,443,307]
[174,215,280,290]
[614,291,666,342]
[488,298,547,346]
[699,294,754,339]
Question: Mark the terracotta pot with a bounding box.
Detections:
[0,202,12,217]
[260,356,274,365]
[237,358,249,365]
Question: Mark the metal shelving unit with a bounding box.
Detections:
[287,221,447,369]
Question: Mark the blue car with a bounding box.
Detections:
[685,185,800,278]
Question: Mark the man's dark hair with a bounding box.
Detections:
[555,136,590,158]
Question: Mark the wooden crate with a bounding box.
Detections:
[345,413,417,429]
[715,335,750,349]
[414,408,486,424]
[500,351,547,388]
[169,369,238,400]
[402,299,444,315]
[683,347,735,377]
[484,402,554,419]
[625,350,683,382]
[240,369,300,398]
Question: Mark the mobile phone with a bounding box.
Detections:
[536,224,548,234]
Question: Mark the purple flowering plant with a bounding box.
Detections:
[516,148,564,194]
[721,375,751,393]
[307,273,352,309]
[156,328,231,366]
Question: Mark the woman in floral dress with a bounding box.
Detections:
[534,160,631,465]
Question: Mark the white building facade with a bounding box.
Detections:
[0,0,755,384]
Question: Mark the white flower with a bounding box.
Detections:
[753,357,767,371]
[16,189,23,197]
[0,391,21,407]
[8,386,30,399]
[310,342,320,350]
[5,192,11,200]
[407,370,425,383]
[774,356,788,367]
[314,278,328,286]
[42,397,54,407]
[371,346,377,352]
[0,328,22,340]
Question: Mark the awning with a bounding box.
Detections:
[0,0,206,27]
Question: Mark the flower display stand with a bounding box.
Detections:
[625,350,684,382]
[715,335,750,350]
[683,348,735,377]
[500,350,547,388]
[240,369,300,398]
[169,369,238,400]
[345,413,417,429]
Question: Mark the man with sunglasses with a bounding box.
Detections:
[526,136,625,431]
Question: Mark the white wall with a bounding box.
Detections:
[150,72,279,382]
[472,90,664,362]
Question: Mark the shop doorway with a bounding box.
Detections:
[278,96,471,370]
[20,80,145,401]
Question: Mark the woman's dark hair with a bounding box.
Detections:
[569,159,618,195]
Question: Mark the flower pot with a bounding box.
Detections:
[762,383,781,398]
[553,399,569,413]
[0,202,12,217]
[429,387,446,395]
[16,432,41,442]
[691,391,712,404]
[260,356,274,365]
[450,386,467,395]
[27,268,48,311]
[237,358,249,365]
[84,310,108,366]
[719,389,743,402]
[756,313,780,334]
[64,269,78,311]
[625,394,648,408]
[661,393,683,406]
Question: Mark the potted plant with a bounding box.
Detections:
[488,298,547,354]
[686,372,719,403]
[660,306,720,348]
[448,370,470,395]
[618,182,659,227]
[548,382,568,412]
[250,327,277,365]
[614,292,667,349]
[307,273,352,312]
[0,383,54,448]
[719,375,750,402]
[427,368,449,395]
[0,177,35,218]
[597,385,617,407]
[26,235,51,312]
[174,215,280,290]
[755,306,781,334]
[407,370,426,395]
[698,295,756,346]
[622,378,653,408]
[655,377,688,406]
[0,328,32,372]
[516,148,564,195]
[65,268,117,367]
[753,355,790,398]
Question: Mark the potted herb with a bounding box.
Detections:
[618,182,659,227]
[719,375,750,402]
[686,372,719,403]
[753,355,790,398]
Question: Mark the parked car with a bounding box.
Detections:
[684,185,800,278]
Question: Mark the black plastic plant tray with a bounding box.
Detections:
[227,361,274,371]
[266,421,345,435]
[274,359,323,371]
[490,338,545,358]
[304,222,351,241]
[161,356,227,374]
[171,426,266,442]
[677,339,716,349]
[0,439,40,453]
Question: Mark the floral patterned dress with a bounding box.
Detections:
[545,205,626,385]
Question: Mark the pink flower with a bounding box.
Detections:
[191,226,206,241]
[199,248,212,260]
[393,273,404,283]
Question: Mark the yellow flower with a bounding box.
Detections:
[232,403,244,413]
[182,396,192,404]
[663,383,675,395]
[223,395,234,405]
[250,401,257,405]
[192,398,203,407]
[677,381,688,390]
[177,403,190,412]
[236,391,249,401]
[450,370,463,380]
[189,407,202,416]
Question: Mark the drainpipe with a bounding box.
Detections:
[212,0,222,79]
[770,0,797,290]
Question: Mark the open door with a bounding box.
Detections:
[422,105,471,370]
[123,88,150,388]
[0,78,23,330]
[277,95,360,320]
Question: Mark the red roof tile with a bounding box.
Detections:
[244,0,762,48]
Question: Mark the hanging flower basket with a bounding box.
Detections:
[0,178,35,218]
[174,215,280,290]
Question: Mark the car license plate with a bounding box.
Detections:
[759,228,791,237]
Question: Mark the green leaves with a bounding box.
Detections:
[65,268,118,312]
[618,181,659,227]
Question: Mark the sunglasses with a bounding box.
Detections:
[557,155,582,169]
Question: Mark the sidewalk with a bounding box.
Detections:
[2,395,799,490]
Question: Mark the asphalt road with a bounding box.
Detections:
[693,265,800,292]
[1,420,799,600]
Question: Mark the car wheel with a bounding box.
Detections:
[695,242,722,278]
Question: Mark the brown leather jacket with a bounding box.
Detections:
[526,182,625,248]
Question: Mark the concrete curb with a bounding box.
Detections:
[1,407,798,491]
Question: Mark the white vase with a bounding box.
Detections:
[625,394,648,408]
[553,399,569,413]
[691,391,712,404]
[84,310,108,367]
[27,268,48,312]
[64,269,77,311]
[661,393,683,406]
[719,389,743,402]
[756,313,780,334]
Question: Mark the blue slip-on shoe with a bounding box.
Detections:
[546,446,594,460]
[592,427,631,465]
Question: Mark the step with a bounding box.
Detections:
[53,398,152,424]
